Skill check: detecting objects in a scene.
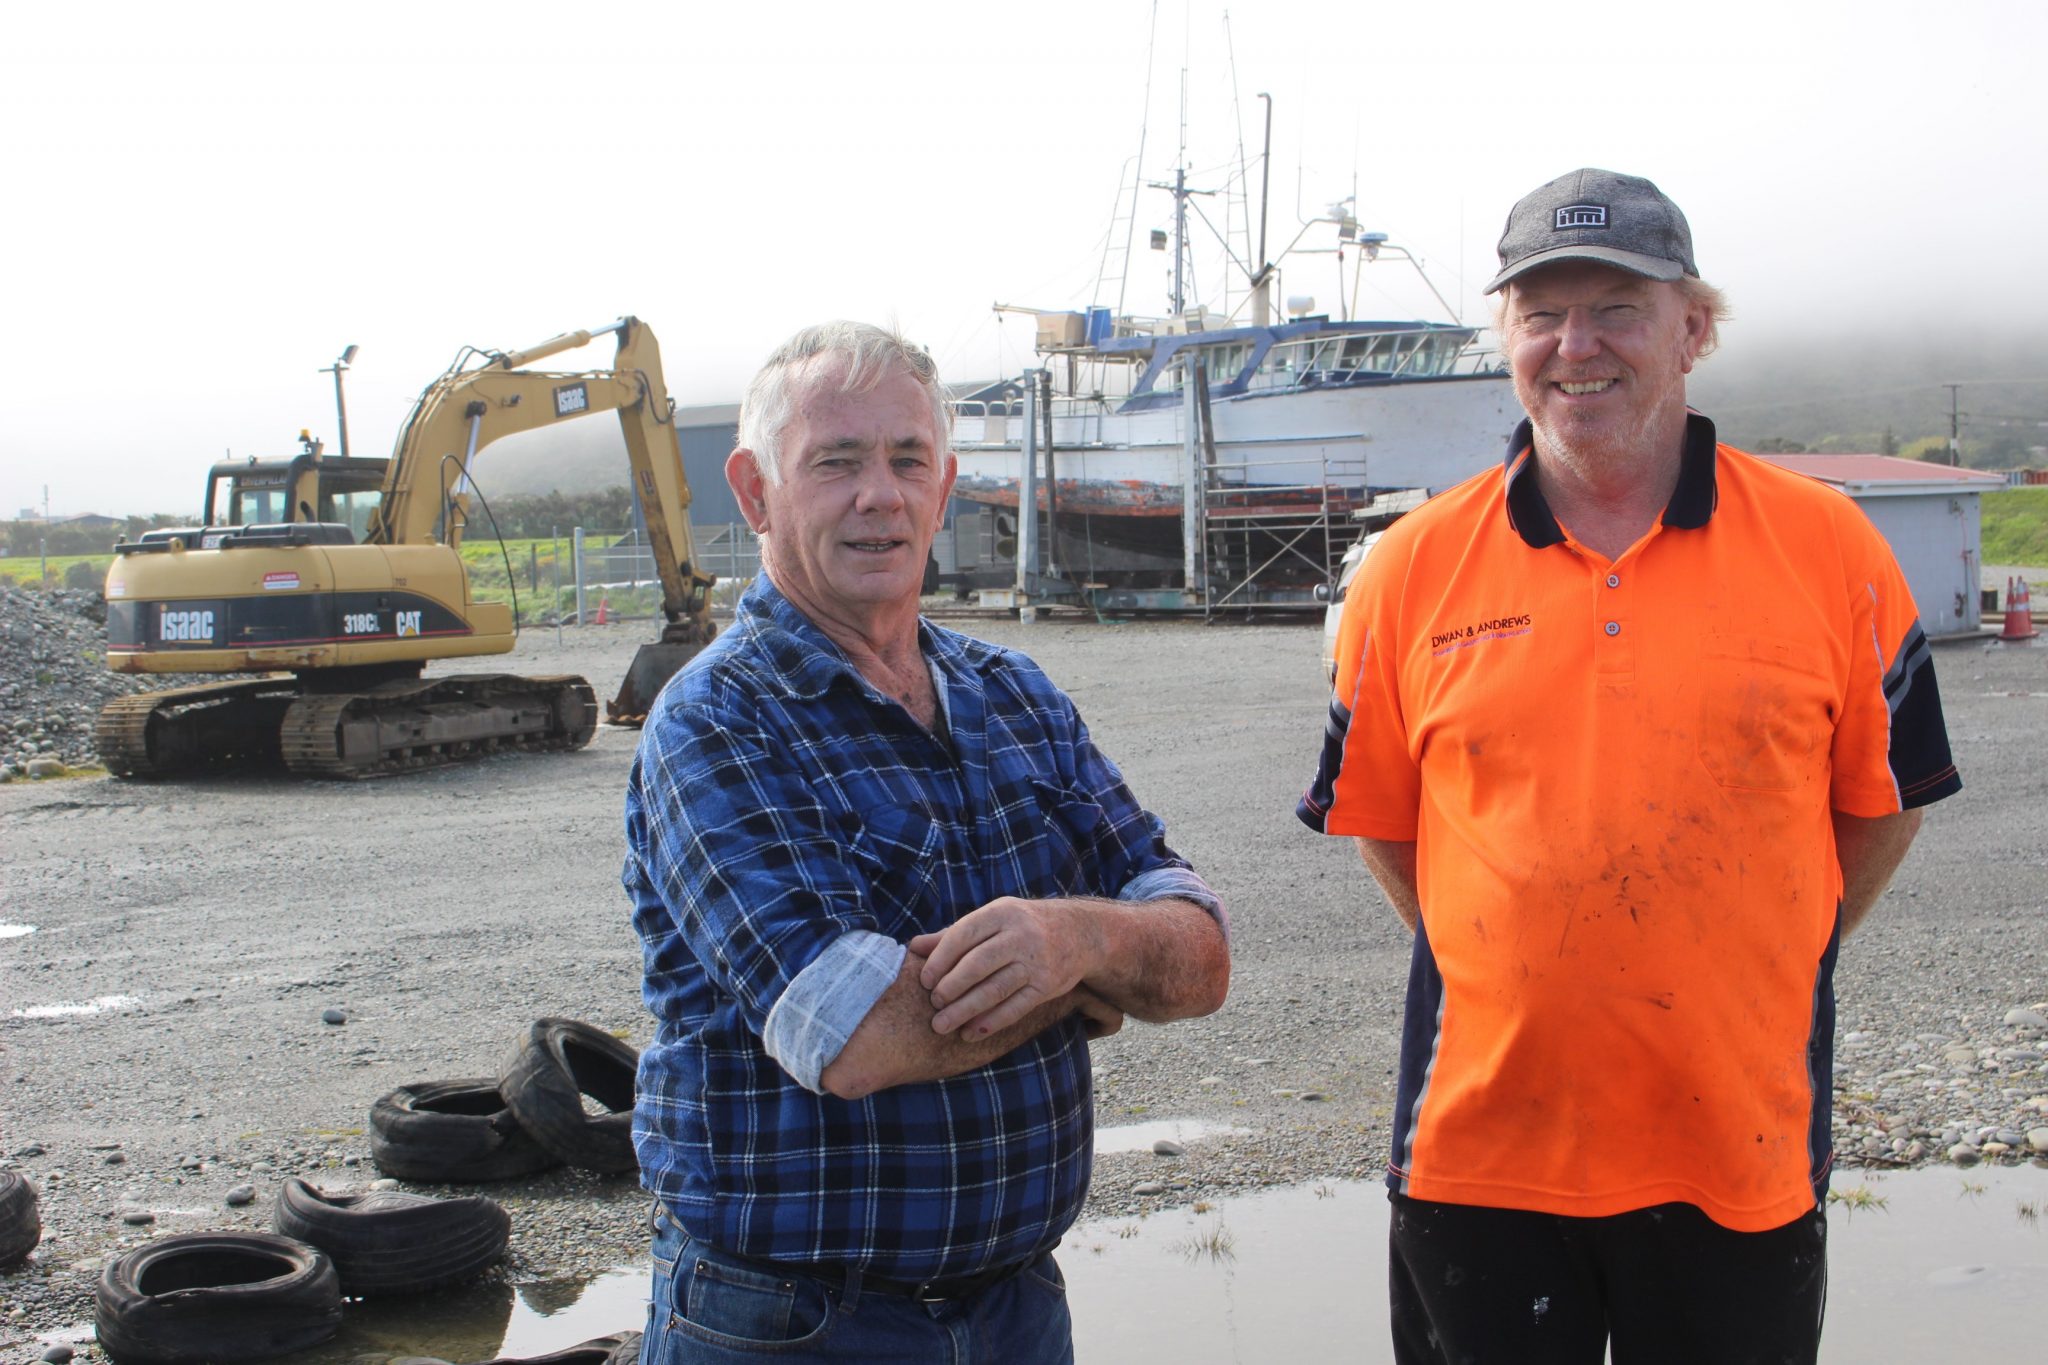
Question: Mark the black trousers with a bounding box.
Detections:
[1388,1193,1827,1365]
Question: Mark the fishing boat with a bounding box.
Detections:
[945,109,1518,612]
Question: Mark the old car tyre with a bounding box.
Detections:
[499,1018,640,1174]
[0,1170,40,1267]
[272,1177,510,1296]
[94,1232,342,1364]
[478,1330,643,1364]
[369,1077,561,1182]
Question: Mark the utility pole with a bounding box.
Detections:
[1943,382,1963,466]
[321,346,358,458]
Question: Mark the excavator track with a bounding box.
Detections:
[95,678,302,778]
[278,674,598,779]
[97,674,596,779]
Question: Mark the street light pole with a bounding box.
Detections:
[321,345,359,458]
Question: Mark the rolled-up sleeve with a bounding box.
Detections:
[761,930,907,1093]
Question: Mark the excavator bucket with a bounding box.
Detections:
[605,641,706,726]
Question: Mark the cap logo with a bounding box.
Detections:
[1554,205,1608,229]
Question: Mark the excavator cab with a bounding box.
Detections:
[201,440,389,542]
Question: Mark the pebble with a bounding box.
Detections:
[14,1143,44,1159]
[1133,1181,1167,1196]
[120,1209,155,1226]
[2030,1128,2048,1154]
[2005,1008,2048,1032]
[1298,1092,1328,1103]
[1948,1143,1982,1167]
[42,1347,75,1364]
[25,758,65,779]
[1152,1139,1185,1157]
[224,1184,255,1207]
[1196,1076,1224,1087]
[370,1177,400,1191]
[321,1007,348,1025]
[103,1152,124,1165]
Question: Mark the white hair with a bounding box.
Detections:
[737,321,954,485]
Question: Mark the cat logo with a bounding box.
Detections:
[395,610,423,638]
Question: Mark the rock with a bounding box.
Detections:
[224,1184,255,1207]
[1981,1142,2012,1157]
[1152,1139,1185,1157]
[13,1143,44,1159]
[42,1346,75,1364]
[2006,1008,2048,1032]
[1949,1143,1982,1167]
[1196,1076,1224,1087]
[104,1151,124,1165]
[1298,1091,1328,1103]
[121,1209,156,1225]
[24,758,64,779]
[2029,1128,2048,1154]
[321,1007,348,1025]
[1942,1047,1977,1065]
[370,1177,400,1191]
[1995,1129,2026,1147]
[1133,1181,1167,1196]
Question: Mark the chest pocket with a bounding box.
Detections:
[845,804,944,935]
[1027,778,1107,896]
[1696,634,1835,793]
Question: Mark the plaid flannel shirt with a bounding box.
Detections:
[624,575,1221,1280]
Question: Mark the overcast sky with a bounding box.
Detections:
[3,0,2040,518]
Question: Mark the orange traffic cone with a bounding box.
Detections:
[2000,576,2037,641]
[594,595,610,626]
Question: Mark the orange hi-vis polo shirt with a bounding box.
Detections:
[1298,412,1960,1233]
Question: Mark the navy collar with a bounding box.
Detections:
[1501,410,1720,548]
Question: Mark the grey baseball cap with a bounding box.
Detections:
[1483,168,1697,294]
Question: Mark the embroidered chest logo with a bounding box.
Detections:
[1555,205,1608,229]
[1431,613,1534,656]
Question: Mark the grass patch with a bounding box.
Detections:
[1827,1186,1890,1217]
[1982,488,2048,567]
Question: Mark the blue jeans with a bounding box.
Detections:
[643,1204,1074,1365]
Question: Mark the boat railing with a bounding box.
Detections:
[1239,328,1501,394]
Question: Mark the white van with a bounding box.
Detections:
[1317,530,1383,684]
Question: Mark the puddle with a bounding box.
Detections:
[261,1267,647,1364]
[1094,1117,1251,1155]
[1062,1167,2048,1363]
[44,1169,2042,1362]
[10,993,140,1018]
[0,922,35,938]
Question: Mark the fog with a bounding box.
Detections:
[2,0,2042,517]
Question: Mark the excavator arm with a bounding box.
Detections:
[368,316,715,641]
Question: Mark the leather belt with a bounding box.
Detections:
[719,1244,1035,1303]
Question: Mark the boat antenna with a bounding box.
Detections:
[1101,0,1162,321]
[1252,92,1273,324]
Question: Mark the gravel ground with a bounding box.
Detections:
[2,605,2045,1355]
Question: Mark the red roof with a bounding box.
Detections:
[1759,453,2006,487]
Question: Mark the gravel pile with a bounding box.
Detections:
[0,586,147,778]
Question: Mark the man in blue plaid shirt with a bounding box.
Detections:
[625,321,1231,1363]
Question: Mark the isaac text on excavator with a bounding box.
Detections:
[95,317,716,778]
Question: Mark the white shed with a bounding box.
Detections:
[1760,454,2007,639]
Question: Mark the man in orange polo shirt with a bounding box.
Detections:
[1299,168,1960,1364]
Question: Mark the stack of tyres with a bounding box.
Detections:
[370,1019,641,1181]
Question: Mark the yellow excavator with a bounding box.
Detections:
[96,317,716,778]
